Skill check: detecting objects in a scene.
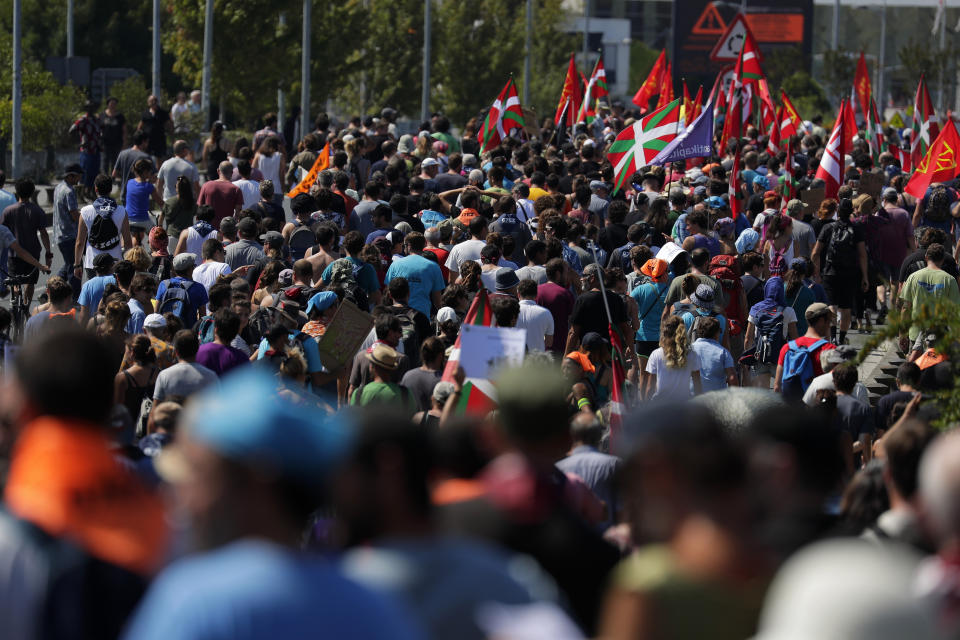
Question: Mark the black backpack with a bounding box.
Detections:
[754,307,787,365]
[826,221,857,270]
[156,280,193,327]
[88,212,120,251]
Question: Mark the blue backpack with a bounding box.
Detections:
[780,339,828,400]
[157,280,192,326]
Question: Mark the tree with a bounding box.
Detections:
[781,72,831,122]
[0,30,85,157]
[629,41,660,96]
[820,48,856,105]
[431,0,576,127]
[165,0,301,130]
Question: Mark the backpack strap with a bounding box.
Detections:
[805,338,828,352]
[787,340,798,351]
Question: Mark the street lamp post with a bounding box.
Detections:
[421,0,431,123]
[201,0,213,128]
[301,0,311,141]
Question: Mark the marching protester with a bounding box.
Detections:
[4,40,960,640]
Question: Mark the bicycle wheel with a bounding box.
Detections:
[10,296,25,343]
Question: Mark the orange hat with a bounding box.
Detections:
[565,350,596,374]
[457,208,479,224]
[640,258,669,281]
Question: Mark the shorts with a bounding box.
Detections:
[823,274,855,310]
[636,340,659,358]
[752,362,776,377]
[8,256,40,285]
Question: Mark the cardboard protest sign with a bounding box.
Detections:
[800,187,825,213]
[315,299,374,372]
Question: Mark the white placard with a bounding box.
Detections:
[656,241,686,265]
[459,324,527,380]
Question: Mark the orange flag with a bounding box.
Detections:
[656,61,674,110]
[286,143,330,198]
[632,49,666,111]
[905,120,960,198]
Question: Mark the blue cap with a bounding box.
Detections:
[706,195,726,209]
[752,174,770,190]
[180,369,351,483]
[306,291,338,315]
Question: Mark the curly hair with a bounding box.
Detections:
[660,315,689,369]
[459,260,482,293]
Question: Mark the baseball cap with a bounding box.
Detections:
[421,157,439,168]
[92,252,116,269]
[786,199,807,216]
[143,313,166,329]
[306,291,338,315]
[436,307,459,324]
[706,196,726,209]
[824,344,858,366]
[260,230,284,249]
[397,134,414,154]
[804,302,831,322]
[495,268,520,291]
[158,369,351,485]
[62,162,84,177]
[172,253,197,271]
[589,180,611,192]
[582,331,609,351]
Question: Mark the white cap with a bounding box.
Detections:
[421,157,440,168]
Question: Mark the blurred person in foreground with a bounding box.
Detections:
[335,411,560,640]
[600,405,768,640]
[439,363,620,635]
[123,369,423,640]
[0,328,168,640]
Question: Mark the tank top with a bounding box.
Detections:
[186,225,218,257]
[257,153,282,188]
[122,367,157,421]
[206,141,228,180]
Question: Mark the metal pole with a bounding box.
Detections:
[831,0,839,50]
[582,0,591,65]
[66,0,74,58]
[278,13,286,131]
[301,0,311,140]
[878,0,886,109]
[152,0,161,98]
[938,1,947,113]
[524,0,532,106]
[12,0,21,179]
[421,0,431,123]
[201,0,213,128]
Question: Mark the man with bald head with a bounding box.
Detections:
[197,160,243,226]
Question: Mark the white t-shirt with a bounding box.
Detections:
[192,261,232,294]
[80,202,128,269]
[802,372,871,406]
[517,299,554,351]
[185,225,219,258]
[234,179,261,209]
[646,347,701,401]
[445,239,487,274]
[748,305,799,338]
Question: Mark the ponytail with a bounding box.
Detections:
[661,315,688,369]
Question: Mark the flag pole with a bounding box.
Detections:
[587,241,614,331]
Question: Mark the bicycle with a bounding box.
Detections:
[1,267,39,343]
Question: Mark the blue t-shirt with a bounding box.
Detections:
[125,179,154,222]
[420,209,447,226]
[385,254,445,317]
[365,229,390,245]
[256,331,323,374]
[320,256,380,294]
[127,298,148,334]
[121,540,424,640]
[78,274,117,312]
[630,281,669,341]
[156,276,209,324]
[681,309,727,342]
[691,338,734,392]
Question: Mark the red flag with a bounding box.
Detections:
[912,75,940,170]
[477,78,525,154]
[780,140,794,210]
[691,85,704,122]
[632,49,666,111]
[768,105,782,155]
[656,61,674,110]
[843,99,859,148]
[888,142,911,172]
[555,53,582,127]
[758,78,776,132]
[607,324,626,442]
[287,143,330,198]
[815,100,849,200]
[728,145,741,218]
[733,23,764,86]
[780,90,803,138]
[854,52,872,124]
[905,120,960,198]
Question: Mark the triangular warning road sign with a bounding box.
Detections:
[710,13,749,62]
[692,2,727,36]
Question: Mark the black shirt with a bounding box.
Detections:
[818,220,865,276]
[140,108,170,156]
[875,390,914,433]
[434,172,468,192]
[598,223,628,255]
[899,247,960,282]
[100,111,126,149]
[570,289,628,338]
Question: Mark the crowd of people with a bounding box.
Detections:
[0,93,959,639]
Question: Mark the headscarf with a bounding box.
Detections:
[750,276,786,317]
[640,258,669,282]
[148,226,169,256]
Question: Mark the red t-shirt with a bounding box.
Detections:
[197,180,243,227]
[777,336,835,376]
[423,247,450,281]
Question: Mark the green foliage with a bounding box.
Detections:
[897,38,956,98]
[629,41,659,94]
[820,48,856,104]
[0,30,85,152]
[860,300,960,429]
[781,72,831,122]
